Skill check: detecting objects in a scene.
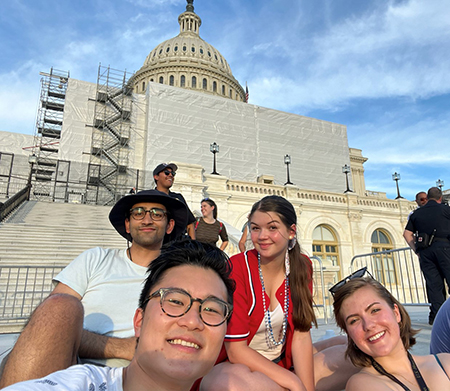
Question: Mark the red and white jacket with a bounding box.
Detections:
[218,249,313,369]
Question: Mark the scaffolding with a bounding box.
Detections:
[30,68,70,201]
[87,65,134,205]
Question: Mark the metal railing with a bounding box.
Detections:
[0,249,422,329]
[350,247,428,306]
[310,256,328,324]
[0,185,31,222]
[0,265,64,327]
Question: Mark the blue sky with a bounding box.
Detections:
[1,0,449,200]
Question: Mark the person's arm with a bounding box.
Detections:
[238,226,248,252]
[219,223,229,251]
[78,330,136,361]
[51,282,136,361]
[291,330,314,391]
[220,241,228,251]
[187,222,196,239]
[225,341,307,391]
[403,229,416,253]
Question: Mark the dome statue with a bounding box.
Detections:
[131,0,246,102]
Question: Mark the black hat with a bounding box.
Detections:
[109,189,188,242]
[153,163,178,177]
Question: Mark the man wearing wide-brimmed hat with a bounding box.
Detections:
[0,190,188,388]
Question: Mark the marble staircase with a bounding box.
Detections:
[0,201,126,266]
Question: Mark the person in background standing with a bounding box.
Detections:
[403,187,450,325]
[153,162,196,239]
[195,198,228,251]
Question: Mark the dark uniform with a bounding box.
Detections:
[168,191,196,226]
[405,199,450,321]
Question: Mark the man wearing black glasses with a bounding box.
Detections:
[1,241,235,391]
[153,163,196,240]
[0,190,188,388]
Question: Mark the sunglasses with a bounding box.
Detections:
[163,170,176,177]
[328,267,374,296]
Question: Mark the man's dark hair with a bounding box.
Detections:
[427,187,442,201]
[139,239,235,309]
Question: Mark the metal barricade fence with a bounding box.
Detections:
[0,265,65,326]
[350,247,428,307]
[310,256,329,324]
[0,249,424,328]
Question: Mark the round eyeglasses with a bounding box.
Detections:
[129,207,168,221]
[143,288,233,327]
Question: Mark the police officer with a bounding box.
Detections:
[404,187,450,325]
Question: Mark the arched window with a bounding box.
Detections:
[312,225,340,269]
[371,229,396,284]
[142,81,145,92]
[192,76,197,88]
[169,75,174,86]
[213,81,217,92]
[203,78,207,90]
[222,85,225,95]
[229,89,232,98]
[159,76,164,84]
[180,75,185,87]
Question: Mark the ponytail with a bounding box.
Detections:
[289,242,317,331]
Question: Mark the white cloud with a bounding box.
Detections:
[242,0,450,113]
[0,61,44,134]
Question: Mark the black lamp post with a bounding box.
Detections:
[284,154,293,185]
[342,164,353,193]
[437,179,444,190]
[210,142,219,175]
[392,172,404,199]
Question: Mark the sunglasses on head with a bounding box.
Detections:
[328,267,374,296]
[163,170,176,176]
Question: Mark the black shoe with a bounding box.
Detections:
[429,318,434,326]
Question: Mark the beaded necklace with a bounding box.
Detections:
[257,252,290,348]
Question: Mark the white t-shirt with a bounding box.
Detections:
[2,365,123,391]
[248,303,285,360]
[54,247,148,366]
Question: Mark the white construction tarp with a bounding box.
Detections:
[145,83,351,193]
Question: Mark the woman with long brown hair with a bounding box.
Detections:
[200,195,354,391]
[333,274,450,390]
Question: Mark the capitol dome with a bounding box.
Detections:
[132,0,246,102]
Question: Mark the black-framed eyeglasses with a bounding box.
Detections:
[329,267,374,296]
[163,170,176,177]
[129,207,168,221]
[143,288,233,327]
